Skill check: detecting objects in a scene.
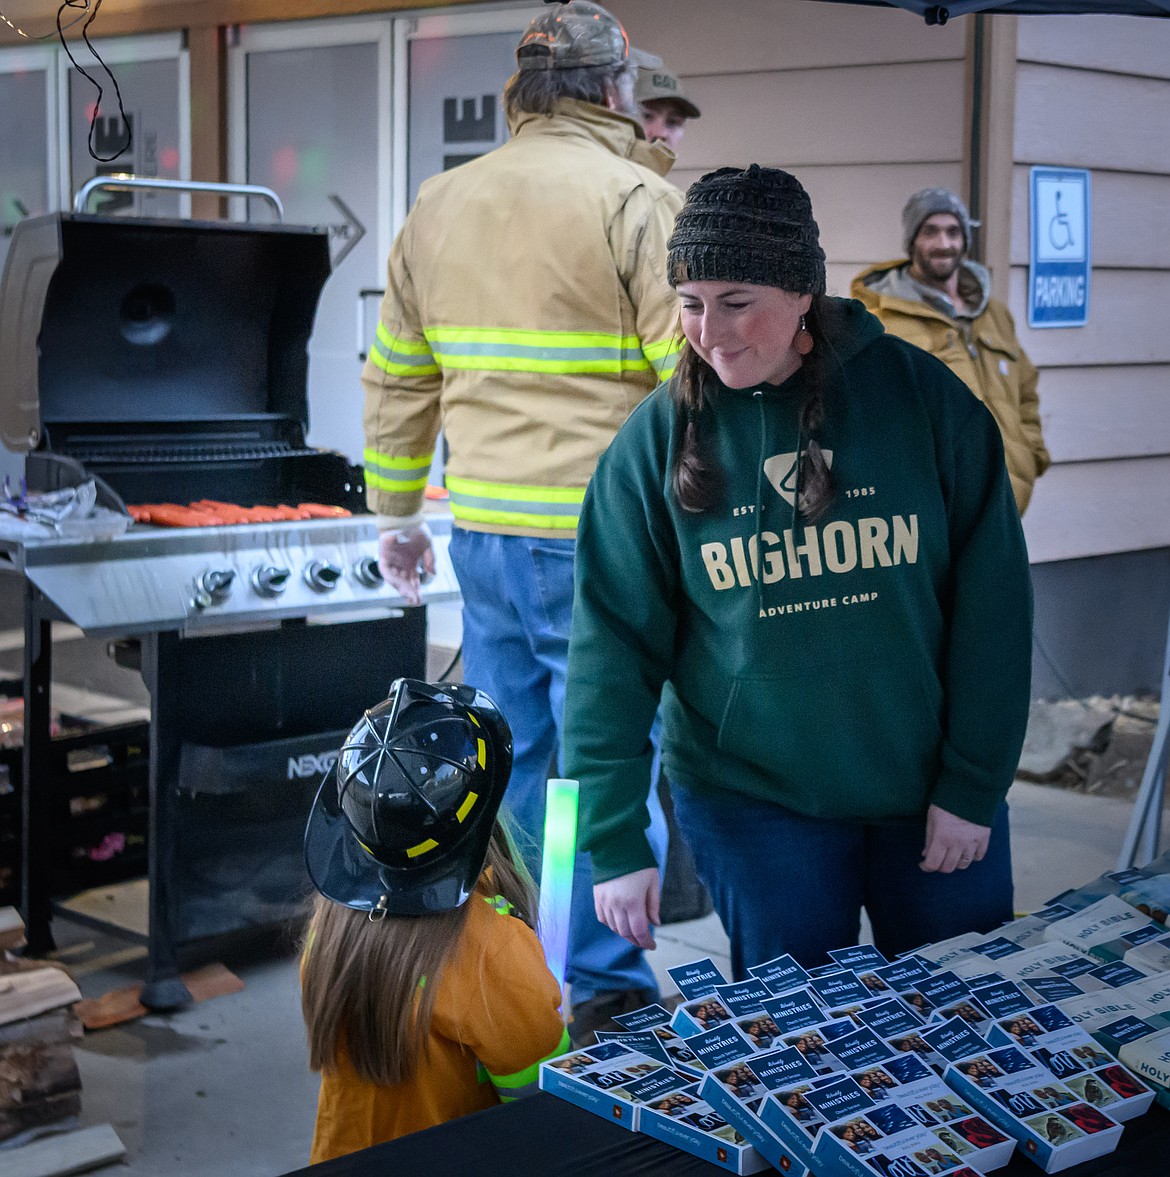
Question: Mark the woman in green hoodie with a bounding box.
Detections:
[563,166,1032,977]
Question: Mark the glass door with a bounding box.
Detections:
[229,6,538,466]
[0,46,56,487]
[229,17,391,464]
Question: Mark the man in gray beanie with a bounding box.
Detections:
[852,188,1049,514]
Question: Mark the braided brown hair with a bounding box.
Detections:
[669,294,836,521]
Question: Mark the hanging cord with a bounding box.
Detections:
[57,0,132,163]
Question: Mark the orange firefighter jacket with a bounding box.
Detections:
[308,892,569,1163]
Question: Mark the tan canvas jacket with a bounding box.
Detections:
[852,259,1050,514]
[361,98,684,538]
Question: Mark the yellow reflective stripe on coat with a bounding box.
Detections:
[363,448,432,494]
[488,1026,571,1101]
[446,475,585,531]
[642,336,683,380]
[424,326,652,375]
[370,323,440,377]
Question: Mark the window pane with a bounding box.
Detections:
[69,56,182,216]
[0,67,49,272]
[244,41,381,461]
[407,32,517,206]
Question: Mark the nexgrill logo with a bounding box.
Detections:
[288,751,339,779]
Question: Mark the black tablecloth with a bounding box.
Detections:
[284,1092,1170,1177]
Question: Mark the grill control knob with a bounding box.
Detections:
[194,569,235,607]
[251,565,291,598]
[352,557,383,588]
[304,560,343,592]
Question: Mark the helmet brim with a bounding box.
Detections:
[304,767,482,916]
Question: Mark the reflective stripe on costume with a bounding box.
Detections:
[363,448,433,494]
[481,894,514,916]
[369,323,440,377]
[642,336,683,380]
[446,475,585,531]
[487,1026,572,1102]
[424,326,651,375]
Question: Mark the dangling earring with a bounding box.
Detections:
[793,314,814,356]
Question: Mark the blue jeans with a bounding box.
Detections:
[448,528,667,1002]
[670,780,1013,979]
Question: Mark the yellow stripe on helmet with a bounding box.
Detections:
[405,838,439,858]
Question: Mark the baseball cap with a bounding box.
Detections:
[516,1,661,73]
[635,67,701,119]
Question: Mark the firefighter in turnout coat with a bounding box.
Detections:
[361,1,684,1039]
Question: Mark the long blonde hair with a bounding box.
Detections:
[301,818,537,1086]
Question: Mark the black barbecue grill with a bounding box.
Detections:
[0,184,458,1008]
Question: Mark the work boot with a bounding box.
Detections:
[569,987,659,1047]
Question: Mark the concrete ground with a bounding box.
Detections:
[1,588,1167,1174]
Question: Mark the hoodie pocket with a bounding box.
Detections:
[715,658,943,818]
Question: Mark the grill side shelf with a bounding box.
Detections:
[12,515,459,636]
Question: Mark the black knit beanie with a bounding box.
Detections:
[667,165,826,295]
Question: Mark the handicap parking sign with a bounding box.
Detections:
[1029,167,1091,328]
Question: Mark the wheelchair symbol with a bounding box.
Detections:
[1048,191,1074,252]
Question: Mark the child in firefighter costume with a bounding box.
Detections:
[301,678,569,1161]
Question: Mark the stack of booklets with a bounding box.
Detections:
[916,1014,1129,1172]
[1042,852,1170,914]
[540,859,1170,1172]
[982,1001,1154,1121]
[537,1032,769,1172]
[795,1056,1014,1177]
[538,1038,672,1132]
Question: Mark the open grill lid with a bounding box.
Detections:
[0,212,331,456]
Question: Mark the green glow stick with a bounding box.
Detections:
[538,777,580,996]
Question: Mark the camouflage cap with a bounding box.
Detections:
[516,1,661,73]
[635,67,701,119]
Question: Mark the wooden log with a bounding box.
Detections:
[0,971,81,1028]
[0,1011,82,1144]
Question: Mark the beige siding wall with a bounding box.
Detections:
[1012,15,1170,563]
[609,0,968,293]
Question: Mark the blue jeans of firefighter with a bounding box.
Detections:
[448,527,667,1003]
[670,780,1013,980]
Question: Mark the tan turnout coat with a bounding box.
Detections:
[361,99,684,538]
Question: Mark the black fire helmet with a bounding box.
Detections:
[304,678,513,916]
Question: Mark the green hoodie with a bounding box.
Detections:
[564,298,1032,884]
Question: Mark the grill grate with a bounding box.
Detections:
[67,440,298,465]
